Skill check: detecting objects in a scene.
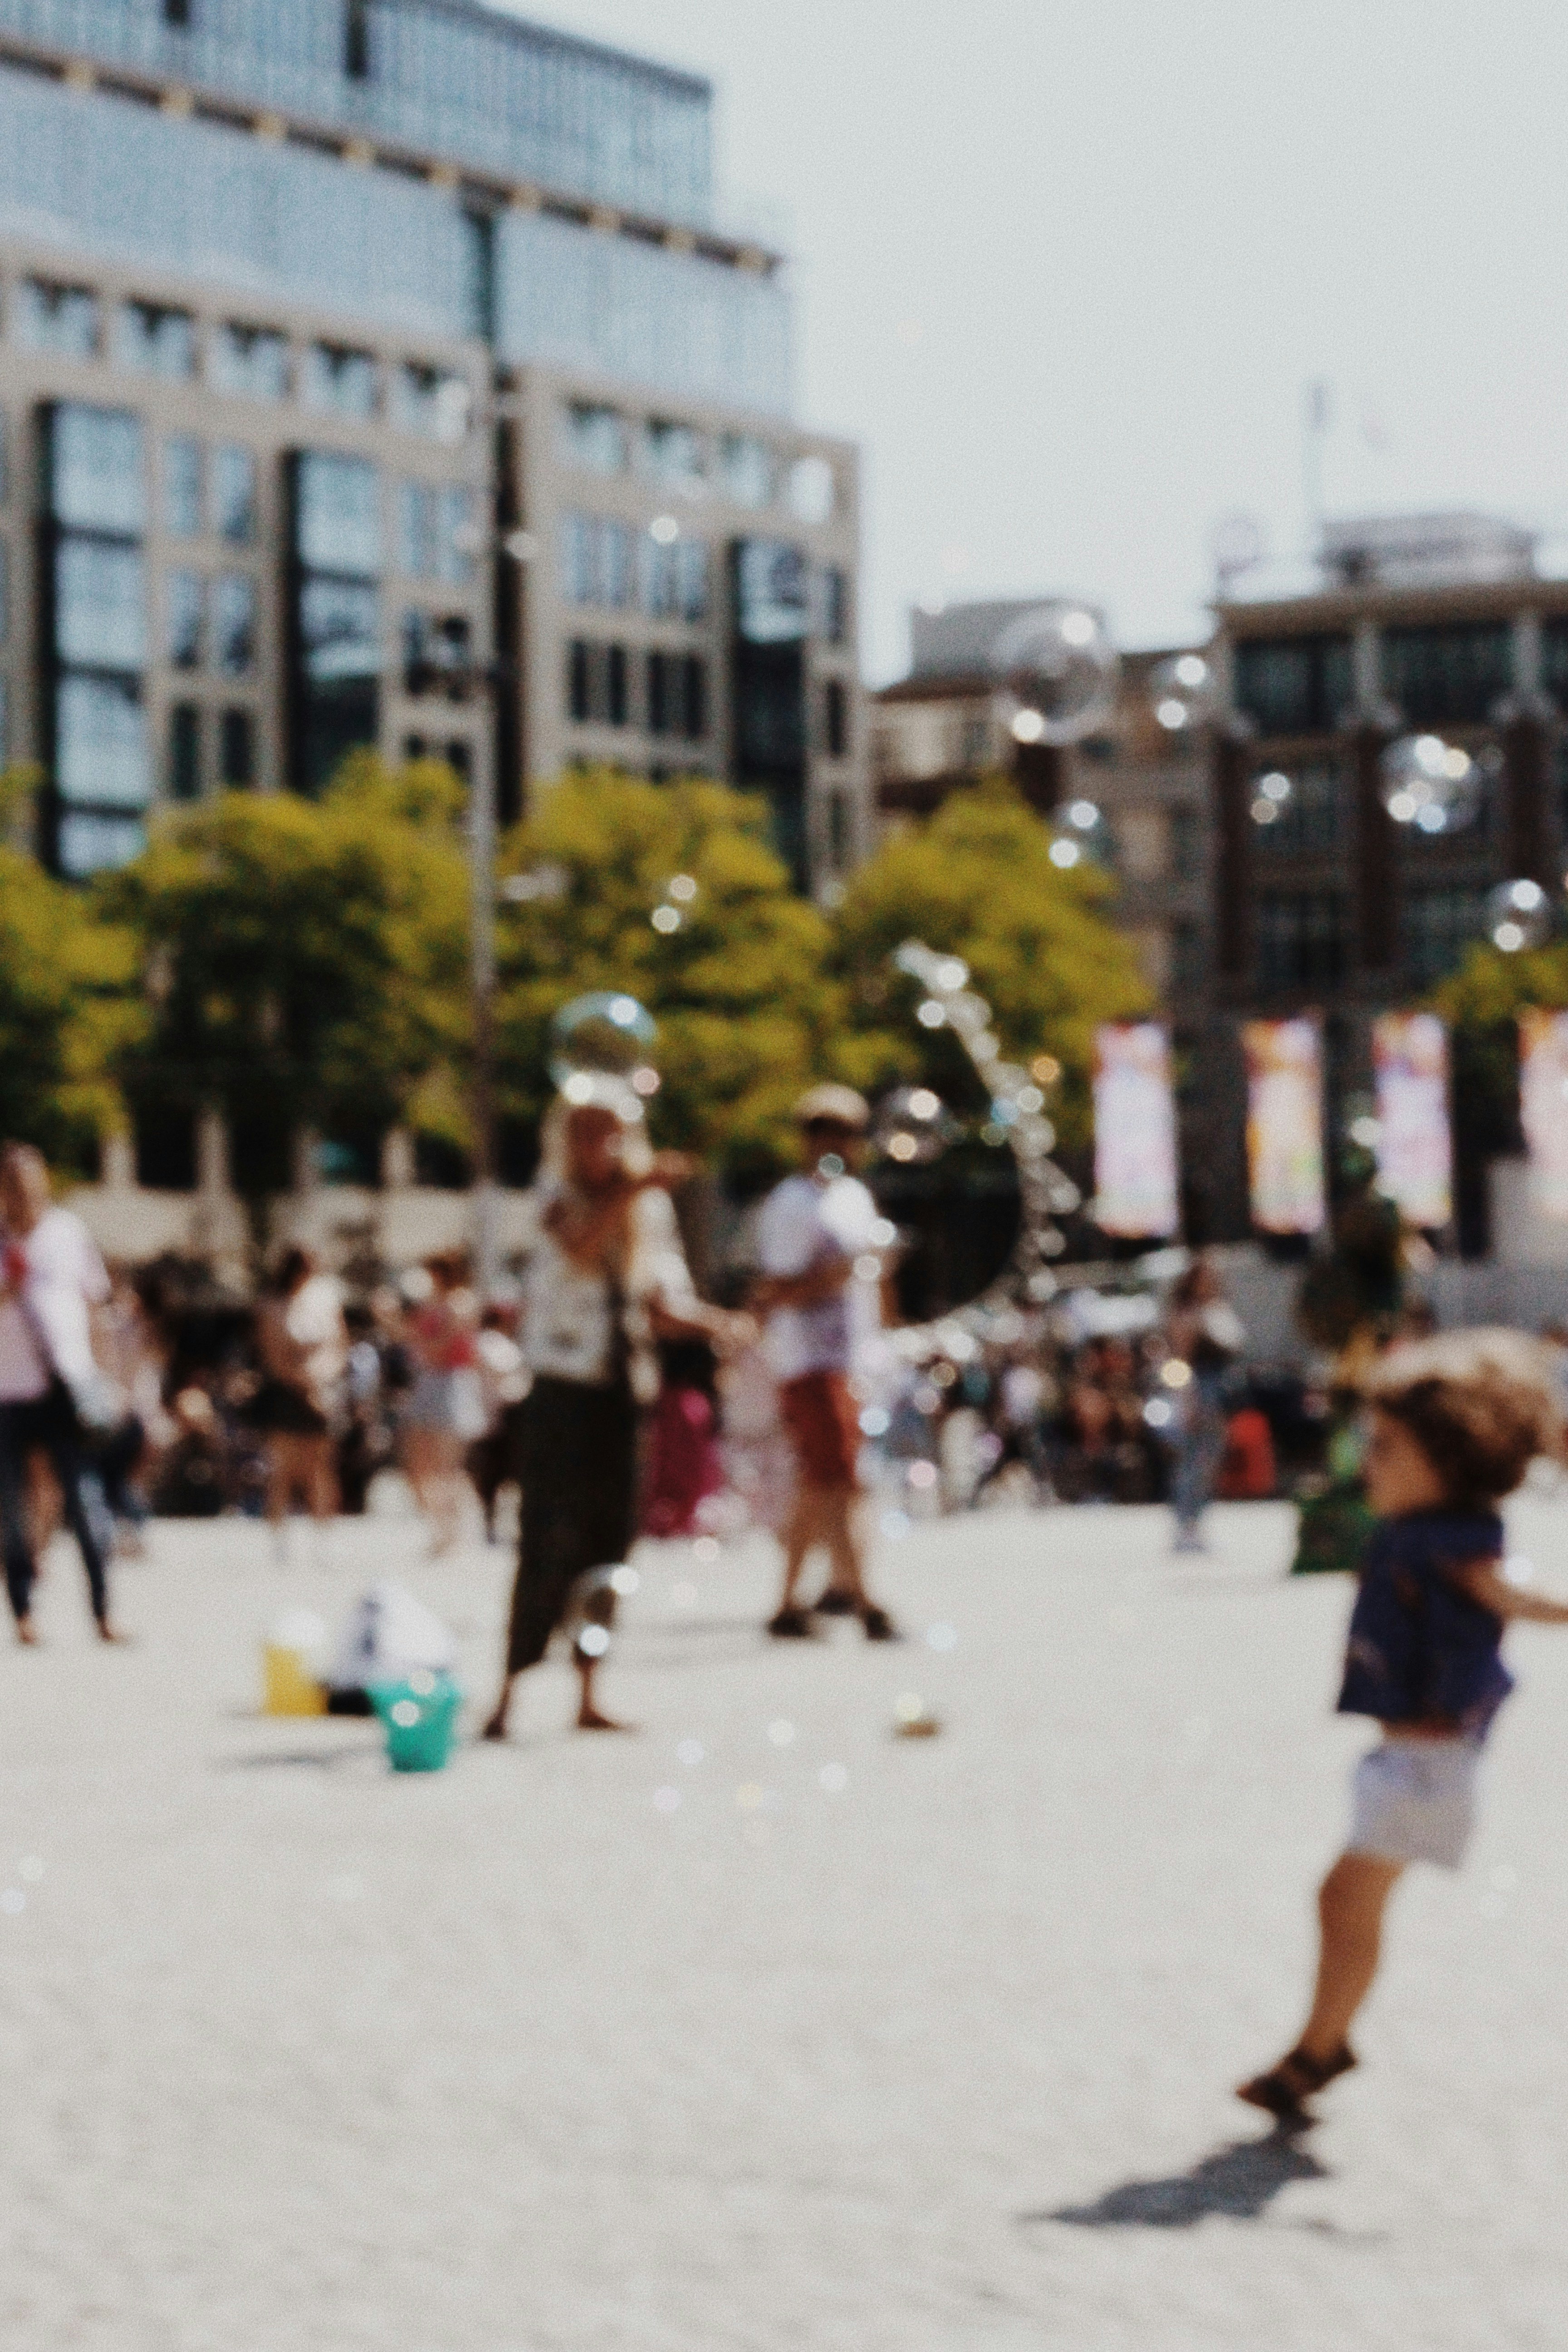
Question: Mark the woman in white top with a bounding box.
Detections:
[254,1246,347,1545]
[482,1087,751,1740]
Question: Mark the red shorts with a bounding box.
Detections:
[779,1369,862,1490]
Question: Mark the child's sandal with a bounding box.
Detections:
[1236,2042,1356,2119]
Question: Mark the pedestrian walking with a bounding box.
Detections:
[1238,1331,1568,2122]
[252,1247,347,1553]
[482,1089,752,1740]
[753,1085,897,1640]
[1164,1254,1244,1551]
[400,1253,485,1556]
[0,1143,123,1646]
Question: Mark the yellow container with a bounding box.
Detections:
[263,1643,327,1716]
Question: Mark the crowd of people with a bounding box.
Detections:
[10,1106,1568,2132]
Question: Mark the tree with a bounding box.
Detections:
[103,756,470,1206]
[1431,935,1558,1249]
[827,780,1154,1154]
[494,770,838,1174]
[0,769,136,1171]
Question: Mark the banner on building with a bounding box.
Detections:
[1372,1012,1451,1229]
[1519,1009,1568,1221]
[1093,1023,1180,1238]
[1242,1016,1326,1235]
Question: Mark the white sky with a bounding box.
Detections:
[512,1,1568,682]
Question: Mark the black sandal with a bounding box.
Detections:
[767,1606,818,1640]
[813,1587,858,1617]
[860,1604,900,1643]
[1236,2042,1357,2119]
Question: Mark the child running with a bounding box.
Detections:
[1238,1328,1568,2122]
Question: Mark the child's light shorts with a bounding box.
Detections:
[1348,1737,1481,1871]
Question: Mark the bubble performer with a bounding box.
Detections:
[1237,1332,1568,2122]
[481,1079,753,1739]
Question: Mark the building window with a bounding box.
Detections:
[1255,890,1346,993]
[213,573,256,676]
[823,676,848,759]
[562,402,627,474]
[567,638,591,722]
[606,642,628,726]
[394,364,469,443]
[786,455,835,524]
[210,323,289,402]
[676,539,707,621]
[560,513,596,605]
[211,446,257,544]
[52,405,143,535]
[643,419,704,490]
[164,436,202,538]
[1381,622,1512,728]
[166,570,202,670]
[402,609,471,696]
[1253,756,1341,856]
[1234,633,1352,736]
[681,655,706,742]
[819,565,849,646]
[219,707,255,788]
[57,809,145,879]
[169,701,201,802]
[114,302,195,380]
[400,484,473,584]
[302,343,377,418]
[720,433,773,509]
[642,532,679,618]
[15,279,98,359]
[57,539,146,669]
[288,452,381,795]
[1403,887,1487,986]
[603,520,634,610]
[56,676,147,816]
[344,0,370,78]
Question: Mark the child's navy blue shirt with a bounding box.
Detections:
[1337,1507,1512,1737]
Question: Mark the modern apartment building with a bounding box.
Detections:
[1203,510,1568,1243]
[0,0,866,892]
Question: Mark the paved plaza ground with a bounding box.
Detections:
[5,1489,1568,2350]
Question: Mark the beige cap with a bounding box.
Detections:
[794,1083,870,1130]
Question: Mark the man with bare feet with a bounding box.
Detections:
[482,1088,751,1740]
[753,1087,897,1643]
[0,1144,124,1646]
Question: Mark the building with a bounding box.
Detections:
[1205,510,1568,1245]
[0,0,866,895]
[871,596,1214,1033]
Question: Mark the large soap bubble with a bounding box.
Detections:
[990,603,1118,747]
[549,991,660,1103]
[1379,734,1484,836]
[1485,878,1552,953]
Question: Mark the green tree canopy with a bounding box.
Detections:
[494,769,837,1172]
[0,769,137,1171]
[102,755,470,1197]
[828,780,1155,1152]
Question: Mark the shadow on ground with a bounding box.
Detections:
[1029,2130,1327,2230]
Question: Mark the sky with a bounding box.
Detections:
[510,1,1568,682]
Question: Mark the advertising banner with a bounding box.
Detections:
[1242,1017,1326,1234]
[1519,1009,1568,1221]
[1093,1023,1180,1238]
[1372,1012,1450,1228]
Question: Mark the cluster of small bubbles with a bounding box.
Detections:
[578,1623,612,1657]
[874,1086,954,1165]
[1049,838,1081,869]
[1151,651,1215,733]
[858,1405,892,1437]
[916,997,946,1029]
[907,1460,940,1491]
[1379,735,1485,836]
[1250,770,1294,826]
[651,872,700,936]
[1143,1396,1174,1429]
[1487,877,1552,953]
[608,1564,641,1597]
[1161,1358,1193,1391]
[389,1699,421,1728]
[651,905,681,934]
[1348,1115,1382,1149]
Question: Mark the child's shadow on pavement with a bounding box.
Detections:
[1028,2130,1327,2230]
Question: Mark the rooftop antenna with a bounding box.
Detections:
[1303,377,1331,558]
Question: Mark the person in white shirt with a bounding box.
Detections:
[482,1085,753,1740]
[0,1143,122,1645]
[753,1086,898,1642]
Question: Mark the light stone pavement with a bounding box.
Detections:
[5,1489,1568,2352]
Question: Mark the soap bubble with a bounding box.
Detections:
[549,991,658,1099]
[873,1085,957,1165]
[1250,769,1293,826]
[1486,877,1552,953]
[990,603,1118,746]
[1150,650,1217,731]
[1379,734,1483,836]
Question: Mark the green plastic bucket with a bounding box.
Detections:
[369,1671,462,1772]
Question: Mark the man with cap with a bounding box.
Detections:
[752,1085,897,1640]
